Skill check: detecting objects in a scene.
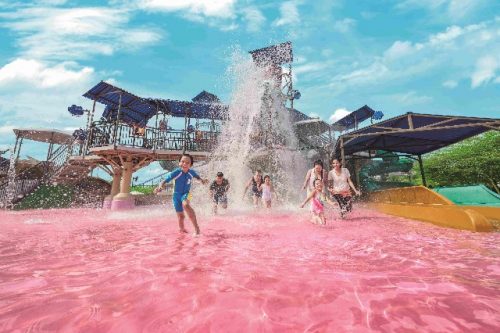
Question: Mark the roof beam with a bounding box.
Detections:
[341,121,500,140]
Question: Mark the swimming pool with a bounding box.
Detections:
[0,207,498,332]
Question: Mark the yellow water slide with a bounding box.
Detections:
[367,186,499,232]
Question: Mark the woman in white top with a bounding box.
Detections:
[302,160,328,195]
[327,158,361,218]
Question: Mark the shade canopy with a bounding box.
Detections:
[249,41,293,66]
[192,90,221,104]
[335,112,500,156]
[294,118,331,137]
[13,128,74,144]
[331,105,375,131]
[146,98,228,120]
[83,81,155,126]
[83,81,228,125]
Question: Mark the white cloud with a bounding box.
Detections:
[384,41,423,59]
[333,18,356,33]
[0,7,162,61]
[273,1,300,27]
[428,25,472,45]
[442,80,458,88]
[329,108,351,123]
[138,0,236,18]
[0,125,16,136]
[396,0,485,21]
[382,91,433,106]
[448,0,482,20]
[242,7,265,32]
[294,62,326,75]
[471,55,499,88]
[329,19,500,92]
[0,58,93,88]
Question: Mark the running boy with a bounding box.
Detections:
[154,154,208,235]
[209,172,230,215]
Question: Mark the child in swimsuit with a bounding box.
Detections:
[155,154,208,235]
[300,179,335,225]
[242,170,264,208]
[260,175,276,209]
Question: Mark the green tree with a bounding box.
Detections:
[415,131,500,192]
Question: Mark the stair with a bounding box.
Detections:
[0,143,102,208]
[51,155,101,183]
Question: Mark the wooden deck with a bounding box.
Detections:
[89,145,210,161]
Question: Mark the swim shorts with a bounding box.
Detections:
[213,194,228,205]
[172,192,191,212]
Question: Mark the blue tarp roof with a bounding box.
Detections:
[335,112,500,156]
[192,91,221,104]
[83,81,228,125]
[83,81,156,126]
[249,41,293,66]
[146,98,228,120]
[332,105,375,131]
[288,108,311,123]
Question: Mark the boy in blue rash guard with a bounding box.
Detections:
[154,154,208,235]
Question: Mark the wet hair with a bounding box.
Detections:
[217,172,224,177]
[179,153,194,165]
[264,175,271,181]
[313,160,323,168]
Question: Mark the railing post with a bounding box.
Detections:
[114,93,123,149]
[418,154,427,187]
[83,99,97,157]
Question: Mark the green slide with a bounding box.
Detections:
[434,185,500,207]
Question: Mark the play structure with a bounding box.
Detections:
[0,42,332,210]
[1,41,499,232]
[358,151,414,192]
[335,112,500,231]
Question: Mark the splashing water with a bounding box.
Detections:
[202,50,308,207]
[3,149,17,208]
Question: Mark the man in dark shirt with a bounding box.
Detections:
[209,172,230,215]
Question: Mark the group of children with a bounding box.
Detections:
[154,154,360,235]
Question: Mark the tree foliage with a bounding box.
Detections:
[415,131,500,192]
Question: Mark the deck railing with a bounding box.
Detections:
[87,122,220,152]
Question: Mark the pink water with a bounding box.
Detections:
[0,207,498,332]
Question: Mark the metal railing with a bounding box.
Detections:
[136,171,169,187]
[87,122,221,152]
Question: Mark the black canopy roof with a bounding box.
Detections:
[335,112,500,156]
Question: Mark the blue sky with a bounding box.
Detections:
[0,0,499,179]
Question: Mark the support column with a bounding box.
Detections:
[111,158,134,210]
[417,154,427,187]
[103,168,121,209]
[340,137,345,166]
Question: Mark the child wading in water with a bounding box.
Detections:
[242,170,264,208]
[300,179,335,225]
[260,175,276,209]
[154,154,208,235]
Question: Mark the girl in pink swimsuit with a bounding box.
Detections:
[300,179,335,225]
